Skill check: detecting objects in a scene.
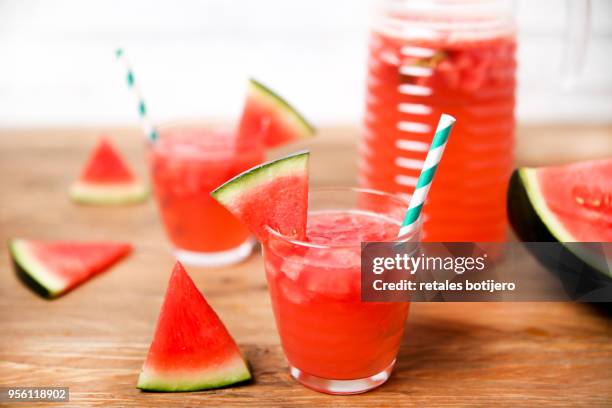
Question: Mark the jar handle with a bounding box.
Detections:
[561,0,591,89]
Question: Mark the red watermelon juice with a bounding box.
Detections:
[262,188,413,394]
[360,7,516,241]
[150,123,264,266]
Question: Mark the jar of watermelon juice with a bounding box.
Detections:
[262,187,416,394]
[150,122,264,266]
[360,0,516,242]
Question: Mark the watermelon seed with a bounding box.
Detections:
[572,186,611,211]
[589,199,601,207]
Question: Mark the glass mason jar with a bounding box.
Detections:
[360,0,517,242]
[360,0,591,242]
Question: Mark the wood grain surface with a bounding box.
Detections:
[1,126,611,407]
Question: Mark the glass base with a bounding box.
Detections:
[173,238,255,267]
[289,359,395,395]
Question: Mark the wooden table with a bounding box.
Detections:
[1,126,611,407]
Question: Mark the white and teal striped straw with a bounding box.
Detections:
[115,48,158,143]
[398,113,456,237]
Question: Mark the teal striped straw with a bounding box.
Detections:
[115,48,158,143]
[398,113,456,237]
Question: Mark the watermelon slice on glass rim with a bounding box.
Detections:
[9,239,132,298]
[137,262,251,392]
[236,79,315,149]
[69,137,148,205]
[211,151,310,242]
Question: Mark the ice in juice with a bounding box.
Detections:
[150,126,264,257]
[360,13,516,241]
[263,210,409,381]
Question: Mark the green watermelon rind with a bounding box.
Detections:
[137,354,251,392]
[249,79,315,140]
[9,239,66,298]
[211,150,309,207]
[509,168,610,278]
[69,181,149,205]
[518,168,574,242]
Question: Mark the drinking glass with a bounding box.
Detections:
[262,187,418,394]
[149,121,264,266]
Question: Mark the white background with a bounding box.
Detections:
[0,0,611,127]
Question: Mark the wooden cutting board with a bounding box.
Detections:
[1,125,611,407]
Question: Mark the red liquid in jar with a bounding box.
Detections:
[361,22,516,241]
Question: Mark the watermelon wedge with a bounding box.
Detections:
[508,159,612,281]
[9,239,132,298]
[137,262,251,392]
[211,151,309,241]
[69,137,148,205]
[236,79,315,149]
[508,159,612,243]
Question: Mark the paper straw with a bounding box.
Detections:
[115,48,158,143]
[398,113,456,237]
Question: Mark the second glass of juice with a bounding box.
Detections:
[150,122,264,266]
[262,187,416,394]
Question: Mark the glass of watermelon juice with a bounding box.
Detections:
[150,122,264,266]
[262,187,415,394]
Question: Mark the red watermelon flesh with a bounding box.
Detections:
[211,151,309,242]
[236,79,315,149]
[9,239,132,298]
[137,262,251,391]
[80,137,135,183]
[532,159,612,242]
[235,173,308,240]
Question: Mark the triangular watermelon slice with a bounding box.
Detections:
[69,137,148,205]
[236,79,315,149]
[9,239,132,298]
[137,262,251,392]
[211,151,309,241]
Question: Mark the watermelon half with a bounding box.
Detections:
[508,159,612,280]
[69,137,148,205]
[211,151,309,241]
[9,239,132,298]
[137,262,251,392]
[236,78,315,149]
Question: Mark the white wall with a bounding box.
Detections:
[0,0,610,127]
